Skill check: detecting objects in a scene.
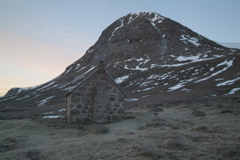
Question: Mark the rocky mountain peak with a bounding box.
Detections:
[76,12,228,69]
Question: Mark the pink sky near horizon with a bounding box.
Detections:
[1,0,240,97]
[0,27,94,96]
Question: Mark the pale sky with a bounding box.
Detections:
[0,0,240,96]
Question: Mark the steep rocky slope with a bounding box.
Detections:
[0,12,239,118]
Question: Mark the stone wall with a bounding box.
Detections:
[66,70,125,124]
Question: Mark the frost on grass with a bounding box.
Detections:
[126,98,138,101]
[43,115,63,119]
[58,109,66,112]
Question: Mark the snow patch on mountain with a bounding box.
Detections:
[133,86,156,93]
[146,13,164,32]
[195,59,234,83]
[168,76,198,92]
[115,75,130,84]
[137,58,150,66]
[124,58,135,62]
[76,63,81,70]
[56,66,97,91]
[16,95,31,101]
[65,66,72,74]
[124,65,148,71]
[16,85,39,94]
[225,88,240,95]
[109,18,124,41]
[36,81,55,92]
[150,12,164,23]
[37,96,55,107]
[140,81,159,87]
[176,54,204,62]
[213,47,224,50]
[77,66,87,72]
[217,77,240,86]
[74,66,96,82]
[168,83,185,91]
[127,13,140,24]
[160,54,224,67]
[122,58,150,71]
[180,35,201,47]
[127,12,164,25]
[86,48,94,54]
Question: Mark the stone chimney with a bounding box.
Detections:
[97,61,105,70]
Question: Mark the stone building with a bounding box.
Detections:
[66,61,126,124]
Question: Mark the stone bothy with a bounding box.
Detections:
[66,61,126,124]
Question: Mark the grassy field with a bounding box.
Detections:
[1,97,240,160]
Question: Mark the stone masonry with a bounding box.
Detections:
[66,62,126,124]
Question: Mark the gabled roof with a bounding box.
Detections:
[66,62,127,97]
[104,69,127,97]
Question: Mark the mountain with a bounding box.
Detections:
[4,86,39,97]
[217,42,240,49]
[0,12,239,119]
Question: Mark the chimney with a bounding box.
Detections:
[97,61,105,70]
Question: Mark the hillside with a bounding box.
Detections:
[0,12,239,119]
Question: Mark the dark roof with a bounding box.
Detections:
[65,67,127,97]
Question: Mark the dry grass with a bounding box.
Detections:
[0,98,240,160]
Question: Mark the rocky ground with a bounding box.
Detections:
[0,95,240,160]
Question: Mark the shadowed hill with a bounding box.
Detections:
[0,12,239,118]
